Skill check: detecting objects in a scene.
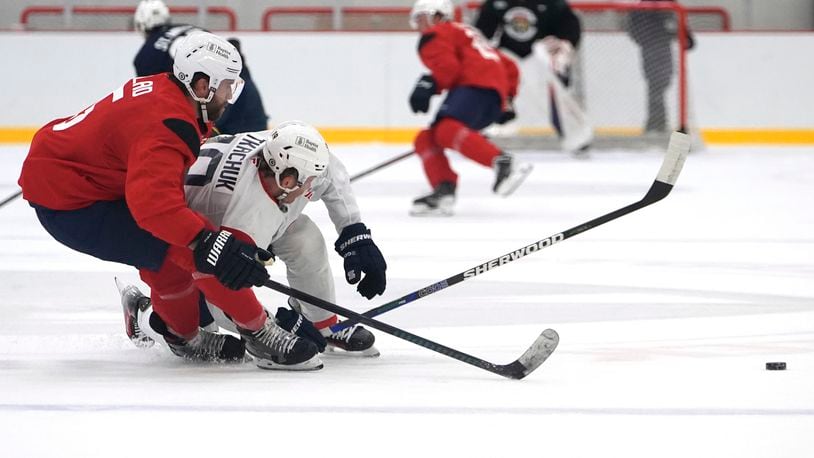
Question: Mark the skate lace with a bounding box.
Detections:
[331,325,356,343]
[254,322,298,354]
[189,331,226,358]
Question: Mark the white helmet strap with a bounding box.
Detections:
[198,101,210,124]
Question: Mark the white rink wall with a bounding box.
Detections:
[2,31,813,131]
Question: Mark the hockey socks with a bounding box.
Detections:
[433,118,501,167]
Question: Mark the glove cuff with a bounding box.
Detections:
[335,222,371,254]
[419,74,438,93]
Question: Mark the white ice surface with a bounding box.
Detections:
[1,143,813,457]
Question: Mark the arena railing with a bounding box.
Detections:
[261,6,463,32]
[19,5,237,31]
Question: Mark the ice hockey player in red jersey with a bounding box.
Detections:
[407,0,533,216]
[18,32,319,369]
[119,121,387,368]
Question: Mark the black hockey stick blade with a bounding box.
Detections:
[0,189,22,208]
[350,150,414,183]
[331,131,691,333]
[263,279,558,380]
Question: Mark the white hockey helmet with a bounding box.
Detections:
[262,121,330,192]
[409,0,454,29]
[172,32,243,105]
[134,0,170,34]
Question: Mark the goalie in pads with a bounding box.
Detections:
[475,0,593,154]
[120,121,387,369]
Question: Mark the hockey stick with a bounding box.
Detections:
[332,131,690,332]
[0,189,22,209]
[263,278,559,380]
[349,150,414,183]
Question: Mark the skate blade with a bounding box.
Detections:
[173,354,253,365]
[255,354,324,371]
[324,345,380,358]
[495,163,534,197]
[409,205,454,217]
[114,276,127,295]
[570,143,592,160]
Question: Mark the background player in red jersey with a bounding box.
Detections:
[17,32,318,367]
[407,0,533,217]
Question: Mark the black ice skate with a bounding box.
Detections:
[238,314,323,371]
[410,181,456,216]
[326,324,379,357]
[166,331,247,363]
[115,277,155,348]
[147,312,247,363]
[492,153,533,197]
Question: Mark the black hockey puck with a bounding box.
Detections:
[765,362,786,370]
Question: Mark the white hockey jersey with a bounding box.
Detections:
[184,132,361,249]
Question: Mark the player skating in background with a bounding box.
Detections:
[474,0,592,153]
[408,0,532,217]
[120,121,386,364]
[133,0,268,134]
[18,32,328,369]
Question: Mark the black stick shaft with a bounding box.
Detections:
[349,150,414,183]
[331,182,671,332]
[331,132,690,332]
[0,189,22,208]
[264,279,523,378]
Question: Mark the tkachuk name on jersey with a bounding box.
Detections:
[215,133,265,191]
[462,233,565,278]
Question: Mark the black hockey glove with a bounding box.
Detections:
[497,98,516,125]
[193,229,271,290]
[275,307,327,352]
[334,223,387,300]
[409,74,438,114]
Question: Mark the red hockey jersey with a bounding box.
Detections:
[19,74,209,247]
[418,21,519,104]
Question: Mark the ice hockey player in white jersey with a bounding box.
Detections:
[120,121,386,366]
